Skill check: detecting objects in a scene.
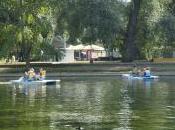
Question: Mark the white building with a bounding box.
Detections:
[66,44,106,61]
[60,49,75,63]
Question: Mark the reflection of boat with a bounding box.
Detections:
[122,74,159,80]
[123,76,158,88]
[11,77,60,85]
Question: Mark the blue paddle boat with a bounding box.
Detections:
[122,74,159,80]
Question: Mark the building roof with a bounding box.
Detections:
[66,44,104,51]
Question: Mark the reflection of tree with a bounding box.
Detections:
[126,81,170,129]
[3,78,175,130]
[0,83,61,129]
[48,80,123,129]
[52,81,106,122]
[117,84,133,130]
[48,79,133,129]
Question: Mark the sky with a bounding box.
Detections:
[125,0,131,2]
[122,0,131,2]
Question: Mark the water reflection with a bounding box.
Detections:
[11,83,61,107]
[123,78,159,88]
[123,78,175,130]
[48,81,107,129]
[116,85,133,130]
[0,77,175,130]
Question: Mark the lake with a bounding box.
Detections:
[0,76,175,130]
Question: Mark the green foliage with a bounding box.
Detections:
[0,0,58,64]
[0,0,175,63]
[0,24,17,58]
[55,0,126,52]
[159,15,175,46]
[134,0,172,59]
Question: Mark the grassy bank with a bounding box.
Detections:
[0,62,131,73]
[0,62,174,75]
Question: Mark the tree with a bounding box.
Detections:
[156,0,175,57]
[122,0,171,61]
[0,0,55,68]
[135,0,169,60]
[54,0,125,57]
[122,0,142,62]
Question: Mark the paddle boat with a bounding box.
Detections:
[11,68,60,85]
[11,77,60,85]
[122,74,159,80]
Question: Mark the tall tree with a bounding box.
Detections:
[122,0,142,62]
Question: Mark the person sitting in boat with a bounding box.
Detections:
[144,67,151,77]
[28,68,36,80]
[24,71,29,80]
[39,68,46,79]
[132,65,139,76]
[35,72,40,80]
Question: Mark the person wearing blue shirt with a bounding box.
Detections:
[144,67,151,77]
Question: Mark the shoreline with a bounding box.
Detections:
[0,62,174,77]
[0,72,175,78]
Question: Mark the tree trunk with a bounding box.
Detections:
[122,0,142,62]
[26,56,30,69]
[24,43,32,70]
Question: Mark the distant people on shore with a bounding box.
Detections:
[5,55,16,63]
[24,68,46,81]
[12,55,16,63]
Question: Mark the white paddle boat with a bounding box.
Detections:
[11,77,60,85]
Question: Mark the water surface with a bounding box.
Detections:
[0,77,175,130]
